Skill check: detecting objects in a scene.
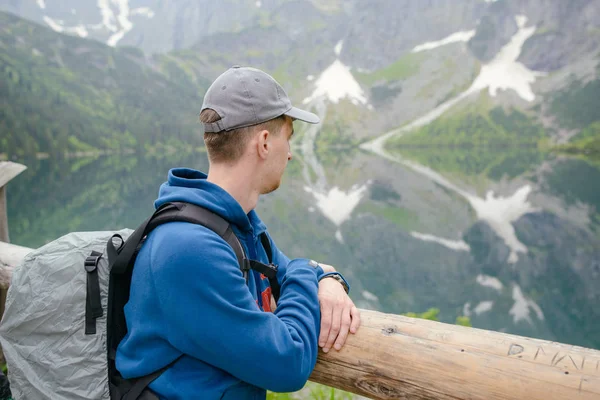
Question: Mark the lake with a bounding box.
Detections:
[6,142,600,350]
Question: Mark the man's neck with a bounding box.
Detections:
[206,163,260,214]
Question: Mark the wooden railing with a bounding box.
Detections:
[1,162,599,399]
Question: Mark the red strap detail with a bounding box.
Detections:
[261,287,272,313]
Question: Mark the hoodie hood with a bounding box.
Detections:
[154,168,266,234]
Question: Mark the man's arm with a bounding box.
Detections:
[267,236,361,354]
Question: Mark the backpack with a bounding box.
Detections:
[0,202,280,400]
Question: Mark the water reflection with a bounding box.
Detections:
[364,145,541,264]
[298,99,370,243]
[6,154,210,247]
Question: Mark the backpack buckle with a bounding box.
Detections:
[241,258,251,272]
[84,255,101,273]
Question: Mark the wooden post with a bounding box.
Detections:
[0,162,27,243]
[1,243,599,399]
[0,187,6,244]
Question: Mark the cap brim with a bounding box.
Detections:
[285,106,320,124]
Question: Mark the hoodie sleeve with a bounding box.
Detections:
[263,233,324,285]
[149,223,323,393]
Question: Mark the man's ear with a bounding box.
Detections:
[256,129,270,160]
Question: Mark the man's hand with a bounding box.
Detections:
[319,263,336,274]
[317,266,360,353]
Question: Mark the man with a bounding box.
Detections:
[116,66,360,399]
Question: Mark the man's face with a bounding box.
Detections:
[261,117,293,194]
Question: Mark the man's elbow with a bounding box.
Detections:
[267,373,311,393]
[264,356,315,393]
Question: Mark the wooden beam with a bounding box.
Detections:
[311,310,600,399]
[0,241,30,289]
[1,242,599,399]
[0,162,27,243]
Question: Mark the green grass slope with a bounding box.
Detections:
[0,12,206,159]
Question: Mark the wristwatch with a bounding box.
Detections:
[318,272,350,294]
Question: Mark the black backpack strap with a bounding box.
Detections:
[222,226,248,282]
[123,355,183,400]
[84,250,103,335]
[259,233,281,303]
[106,202,258,400]
[109,203,187,275]
[259,233,273,264]
[109,202,247,276]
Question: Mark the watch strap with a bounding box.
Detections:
[318,271,350,294]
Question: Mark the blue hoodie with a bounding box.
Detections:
[116,168,324,400]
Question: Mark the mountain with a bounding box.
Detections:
[0,11,207,158]
[1,0,599,160]
[0,0,309,54]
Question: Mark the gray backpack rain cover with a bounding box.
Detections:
[0,229,132,400]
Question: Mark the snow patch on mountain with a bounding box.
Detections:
[470,15,544,102]
[469,185,539,263]
[411,30,476,53]
[334,40,343,56]
[43,16,89,38]
[302,40,371,106]
[410,232,471,252]
[474,301,494,315]
[303,60,369,106]
[510,284,544,324]
[97,0,118,32]
[39,0,154,47]
[106,0,133,46]
[304,184,369,243]
[130,7,155,18]
[477,275,504,292]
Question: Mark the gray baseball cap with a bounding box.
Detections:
[201,66,320,133]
